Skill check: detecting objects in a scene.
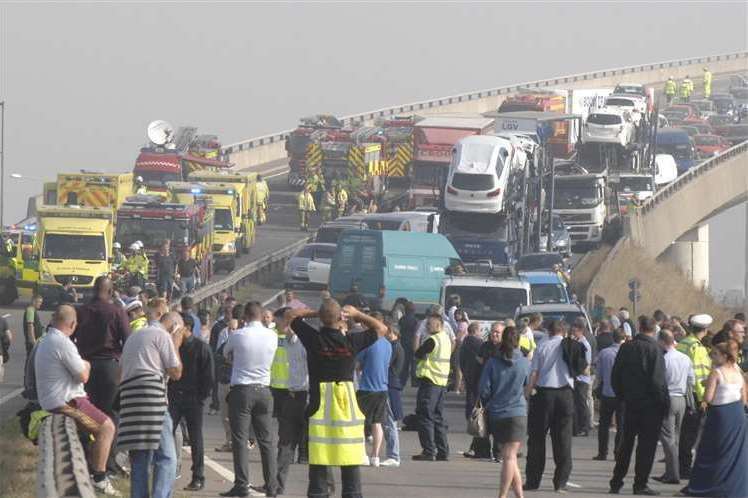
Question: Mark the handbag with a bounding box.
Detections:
[467,400,487,438]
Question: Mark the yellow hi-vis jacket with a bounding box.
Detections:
[256,180,269,205]
[308,381,366,466]
[680,79,694,98]
[123,254,149,276]
[130,316,148,332]
[664,79,677,96]
[337,189,348,207]
[416,331,451,386]
[270,329,290,390]
[676,334,710,402]
[298,191,316,212]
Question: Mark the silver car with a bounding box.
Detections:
[539,214,572,257]
[284,243,337,289]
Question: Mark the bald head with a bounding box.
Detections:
[319,298,342,327]
[658,328,675,347]
[52,304,77,335]
[161,311,184,334]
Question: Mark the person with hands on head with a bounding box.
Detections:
[285,300,387,498]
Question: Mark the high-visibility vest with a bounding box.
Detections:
[415,331,451,386]
[337,189,348,206]
[308,381,365,466]
[270,330,290,389]
[298,192,315,211]
[704,71,712,88]
[680,79,693,97]
[129,316,147,332]
[257,181,269,204]
[676,334,710,402]
[664,80,677,96]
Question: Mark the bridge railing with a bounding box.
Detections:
[222,51,748,157]
[640,140,748,215]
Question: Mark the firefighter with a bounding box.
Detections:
[320,190,336,222]
[703,67,713,98]
[256,174,270,225]
[336,183,348,218]
[307,170,324,212]
[135,176,147,195]
[123,242,148,287]
[297,186,316,231]
[680,75,694,102]
[664,76,677,105]
[112,242,126,270]
[285,301,388,498]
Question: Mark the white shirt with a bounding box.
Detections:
[286,334,309,392]
[120,324,180,382]
[34,328,88,411]
[415,319,456,345]
[225,321,278,386]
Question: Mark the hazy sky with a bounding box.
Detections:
[0,2,746,291]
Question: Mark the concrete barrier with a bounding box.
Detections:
[224,51,748,169]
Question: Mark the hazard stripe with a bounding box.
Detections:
[306,143,323,169]
[348,147,366,178]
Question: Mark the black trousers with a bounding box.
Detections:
[573,381,591,433]
[610,402,665,491]
[85,358,120,417]
[679,407,703,476]
[465,386,491,457]
[309,464,360,498]
[277,391,309,492]
[228,385,278,492]
[416,380,449,458]
[168,391,205,481]
[526,386,574,490]
[598,396,624,458]
[271,387,290,419]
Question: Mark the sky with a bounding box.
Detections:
[0,2,746,291]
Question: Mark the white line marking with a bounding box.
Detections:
[264,169,289,180]
[0,388,24,406]
[183,447,235,482]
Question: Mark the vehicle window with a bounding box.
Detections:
[214,208,234,230]
[451,173,495,191]
[364,220,403,231]
[531,284,569,305]
[400,221,410,231]
[619,177,654,191]
[450,239,509,265]
[338,244,355,268]
[314,246,337,260]
[43,234,106,261]
[316,227,344,244]
[694,135,721,146]
[663,108,689,120]
[136,171,182,186]
[445,285,528,320]
[587,114,622,125]
[361,244,378,271]
[552,216,564,230]
[116,218,190,248]
[295,246,314,258]
[553,179,601,208]
[516,253,563,271]
[605,98,635,107]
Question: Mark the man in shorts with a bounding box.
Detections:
[356,323,392,467]
[35,305,119,496]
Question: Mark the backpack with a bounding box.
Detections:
[561,337,589,378]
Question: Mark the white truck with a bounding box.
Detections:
[552,173,610,246]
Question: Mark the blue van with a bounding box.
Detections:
[329,230,461,313]
[447,235,513,266]
[518,271,571,305]
[656,129,698,174]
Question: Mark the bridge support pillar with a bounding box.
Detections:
[660,224,710,290]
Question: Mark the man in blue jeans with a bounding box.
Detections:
[118,310,184,498]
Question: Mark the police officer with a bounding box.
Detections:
[286,300,387,498]
[676,314,712,478]
[664,76,677,105]
[413,314,451,461]
[112,242,126,270]
[123,242,149,288]
[126,300,147,332]
[297,186,316,231]
[270,309,290,419]
[256,174,270,225]
[702,67,713,99]
[680,76,694,102]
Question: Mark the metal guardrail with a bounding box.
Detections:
[640,140,748,215]
[222,51,748,155]
[37,414,96,498]
[191,237,310,308]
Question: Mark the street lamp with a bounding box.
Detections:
[1,101,4,228]
[10,173,47,182]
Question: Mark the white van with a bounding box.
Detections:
[444,135,513,214]
[654,154,678,187]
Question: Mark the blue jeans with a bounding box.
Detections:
[130,413,177,498]
[181,276,195,294]
[383,399,400,462]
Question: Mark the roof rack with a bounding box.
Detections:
[454,260,516,277]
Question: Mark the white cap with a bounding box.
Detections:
[126,300,143,312]
[689,314,713,329]
[135,240,143,249]
[130,243,139,251]
[113,242,121,249]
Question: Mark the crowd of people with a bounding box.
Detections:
[6,275,748,498]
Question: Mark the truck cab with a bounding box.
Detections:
[552,174,608,246]
[610,173,655,214]
[36,205,114,304]
[0,227,38,304]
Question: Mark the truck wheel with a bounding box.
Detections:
[0,281,17,305]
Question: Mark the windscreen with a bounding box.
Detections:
[619,176,654,192]
[316,226,346,244]
[614,85,644,96]
[694,135,721,146]
[531,284,569,304]
[364,220,403,231]
[43,233,106,260]
[287,134,311,155]
[553,179,601,208]
[451,173,495,191]
[606,98,635,107]
[516,253,564,271]
[136,171,182,186]
[663,108,689,120]
[587,113,622,125]
[116,218,190,248]
[445,285,527,320]
[214,208,234,230]
[416,127,478,145]
[449,239,510,265]
[656,139,694,161]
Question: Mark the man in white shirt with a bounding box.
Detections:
[221,302,279,498]
[35,305,119,496]
[414,305,456,350]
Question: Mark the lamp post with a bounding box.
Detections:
[1,101,4,227]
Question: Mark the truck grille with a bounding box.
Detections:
[559,213,592,223]
[55,275,93,286]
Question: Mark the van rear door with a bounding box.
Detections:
[329,232,382,298]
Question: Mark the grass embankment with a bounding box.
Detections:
[587,241,731,322]
[570,244,613,300]
[0,417,37,498]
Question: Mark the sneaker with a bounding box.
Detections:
[370,457,380,467]
[216,442,233,452]
[380,458,400,467]
[362,455,370,466]
[93,477,122,496]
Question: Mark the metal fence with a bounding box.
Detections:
[37,415,96,498]
[222,51,748,156]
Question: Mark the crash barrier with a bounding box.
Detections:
[222,51,748,168]
[640,140,748,215]
[37,414,96,498]
[190,237,310,310]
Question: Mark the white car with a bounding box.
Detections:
[444,135,513,214]
[604,94,647,125]
[654,154,678,186]
[582,107,636,147]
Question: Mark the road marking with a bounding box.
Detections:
[0,388,24,406]
[183,447,235,482]
[264,168,289,180]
